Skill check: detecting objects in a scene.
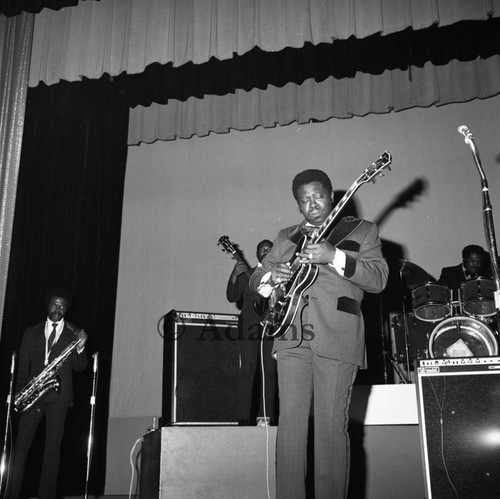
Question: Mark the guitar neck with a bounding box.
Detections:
[315,181,360,242]
[233,251,251,269]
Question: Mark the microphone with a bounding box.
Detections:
[458,125,472,140]
[92,352,98,373]
[10,352,16,374]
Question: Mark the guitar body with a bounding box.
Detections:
[262,263,318,338]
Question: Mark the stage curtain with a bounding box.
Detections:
[128,55,500,144]
[0,13,33,342]
[28,0,500,87]
[0,79,129,496]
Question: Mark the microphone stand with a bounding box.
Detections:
[0,353,16,496]
[84,352,99,499]
[397,263,411,383]
[458,125,500,325]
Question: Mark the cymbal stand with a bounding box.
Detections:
[0,353,16,496]
[84,352,99,499]
[459,125,500,325]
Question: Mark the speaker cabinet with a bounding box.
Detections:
[416,357,500,498]
[162,310,240,425]
[139,426,277,499]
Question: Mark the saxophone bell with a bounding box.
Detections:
[14,376,62,413]
[14,335,81,413]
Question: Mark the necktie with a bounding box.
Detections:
[48,322,57,350]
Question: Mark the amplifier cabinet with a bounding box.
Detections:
[162,310,240,425]
[416,357,500,498]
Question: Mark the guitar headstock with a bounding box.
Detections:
[217,235,237,256]
[359,151,392,185]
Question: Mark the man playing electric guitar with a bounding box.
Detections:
[249,168,388,499]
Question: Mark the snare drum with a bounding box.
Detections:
[412,282,451,322]
[428,315,498,358]
[462,277,496,318]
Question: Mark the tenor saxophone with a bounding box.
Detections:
[14,327,82,413]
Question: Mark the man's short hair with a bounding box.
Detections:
[292,169,333,200]
[45,286,73,306]
[257,239,273,252]
[462,245,486,260]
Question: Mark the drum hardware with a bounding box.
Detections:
[397,258,435,375]
[390,312,433,368]
[428,315,498,358]
[389,356,410,384]
[411,282,451,323]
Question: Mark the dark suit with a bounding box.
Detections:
[226,268,277,423]
[250,216,388,499]
[7,321,87,499]
[438,264,470,291]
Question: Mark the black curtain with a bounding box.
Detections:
[0,77,128,496]
[0,0,95,17]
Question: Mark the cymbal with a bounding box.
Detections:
[397,258,432,290]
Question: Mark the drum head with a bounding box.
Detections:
[429,316,498,358]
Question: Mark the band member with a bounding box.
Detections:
[226,239,277,425]
[438,244,491,291]
[250,169,388,498]
[6,287,88,499]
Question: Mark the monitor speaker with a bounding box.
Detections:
[162,310,240,425]
[416,357,500,499]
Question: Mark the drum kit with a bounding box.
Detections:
[391,259,499,382]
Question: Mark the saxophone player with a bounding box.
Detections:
[6,287,88,499]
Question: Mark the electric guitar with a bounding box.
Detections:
[218,235,268,317]
[262,151,392,338]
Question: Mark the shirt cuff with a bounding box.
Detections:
[257,271,275,298]
[329,249,346,276]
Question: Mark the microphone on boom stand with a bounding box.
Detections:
[458,125,500,324]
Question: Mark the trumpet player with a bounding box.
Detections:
[6,287,88,499]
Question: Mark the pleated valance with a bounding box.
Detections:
[128,55,500,144]
[29,0,500,87]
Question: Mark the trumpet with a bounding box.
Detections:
[14,327,83,413]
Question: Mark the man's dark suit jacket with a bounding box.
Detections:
[16,321,88,407]
[437,264,469,291]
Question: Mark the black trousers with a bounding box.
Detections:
[6,397,68,499]
[236,325,277,423]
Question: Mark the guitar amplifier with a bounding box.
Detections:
[162,310,240,425]
[416,357,500,498]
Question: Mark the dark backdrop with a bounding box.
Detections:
[0,12,499,496]
[0,78,128,496]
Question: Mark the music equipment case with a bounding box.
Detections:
[416,357,500,499]
[162,310,240,425]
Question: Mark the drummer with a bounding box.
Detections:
[438,244,491,293]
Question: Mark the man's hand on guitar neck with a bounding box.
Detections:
[230,261,250,283]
